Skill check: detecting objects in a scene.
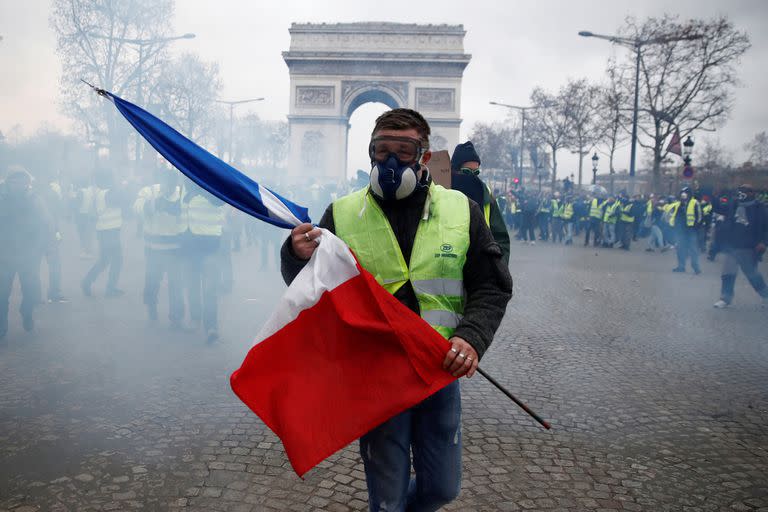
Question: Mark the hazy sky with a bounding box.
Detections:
[1,0,767,179]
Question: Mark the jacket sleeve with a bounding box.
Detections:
[280,204,335,285]
[453,200,513,359]
[488,195,511,267]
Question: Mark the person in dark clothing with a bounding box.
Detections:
[0,168,50,340]
[281,109,512,511]
[450,140,511,265]
[712,184,768,308]
[520,192,538,243]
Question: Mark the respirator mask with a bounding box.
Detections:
[368,136,427,200]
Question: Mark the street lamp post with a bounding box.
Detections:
[87,32,196,165]
[490,101,544,186]
[215,98,265,164]
[591,152,599,185]
[578,30,702,193]
[682,136,694,181]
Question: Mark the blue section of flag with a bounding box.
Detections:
[108,92,310,229]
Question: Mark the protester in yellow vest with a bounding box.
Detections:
[669,186,702,274]
[561,195,575,245]
[182,180,226,343]
[280,108,512,511]
[134,169,185,326]
[81,170,125,297]
[617,196,635,250]
[585,195,604,247]
[601,196,620,247]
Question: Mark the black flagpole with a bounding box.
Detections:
[476,367,551,430]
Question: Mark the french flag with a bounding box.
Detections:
[101,89,457,476]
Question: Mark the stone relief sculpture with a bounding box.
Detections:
[416,88,455,112]
[296,86,335,106]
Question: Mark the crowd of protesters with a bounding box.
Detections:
[490,182,768,306]
[0,162,347,344]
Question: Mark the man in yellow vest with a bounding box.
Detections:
[670,186,703,274]
[561,195,575,245]
[584,193,604,247]
[181,180,226,343]
[280,109,513,511]
[601,196,620,247]
[134,169,184,325]
[81,171,125,297]
[617,195,635,250]
[73,176,97,258]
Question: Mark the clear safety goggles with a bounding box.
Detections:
[369,136,424,164]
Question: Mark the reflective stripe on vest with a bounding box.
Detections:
[668,200,699,227]
[620,203,635,223]
[333,184,470,339]
[135,185,184,248]
[589,198,603,219]
[95,189,122,231]
[603,202,619,224]
[561,203,574,220]
[185,195,225,236]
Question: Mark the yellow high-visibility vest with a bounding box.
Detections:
[184,194,225,237]
[334,184,470,339]
[668,200,700,228]
[589,198,603,219]
[95,189,122,231]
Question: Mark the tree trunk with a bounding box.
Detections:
[577,149,584,188]
[550,148,558,190]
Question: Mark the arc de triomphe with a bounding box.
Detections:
[283,22,472,181]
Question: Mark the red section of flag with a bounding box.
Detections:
[667,129,682,156]
[230,263,456,477]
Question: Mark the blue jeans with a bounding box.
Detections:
[647,225,664,250]
[675,229,700,272]
[360,381,462,512]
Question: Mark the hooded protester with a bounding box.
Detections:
[0,167,51,339]
[450,141,510,265]
[712,184,768,308]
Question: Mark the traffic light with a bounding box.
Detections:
[513,177,520,185]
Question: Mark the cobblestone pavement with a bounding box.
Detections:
[1,232,767,512]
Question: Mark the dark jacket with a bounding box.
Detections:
[715,199,768,250]
[0,186,51,264]
[280,184,513,359]
[484,186,511,266]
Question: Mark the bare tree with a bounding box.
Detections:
[527,87,570,189]
[467,122,518,171]
[697,136,733,173]
[51,0,174,162]
[563,78,602,187]
[595,60,631,176]
[152,53,222,145]
[616,14,751,190]
[743,131,768,166]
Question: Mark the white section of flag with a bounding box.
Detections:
[253,229,360,346]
